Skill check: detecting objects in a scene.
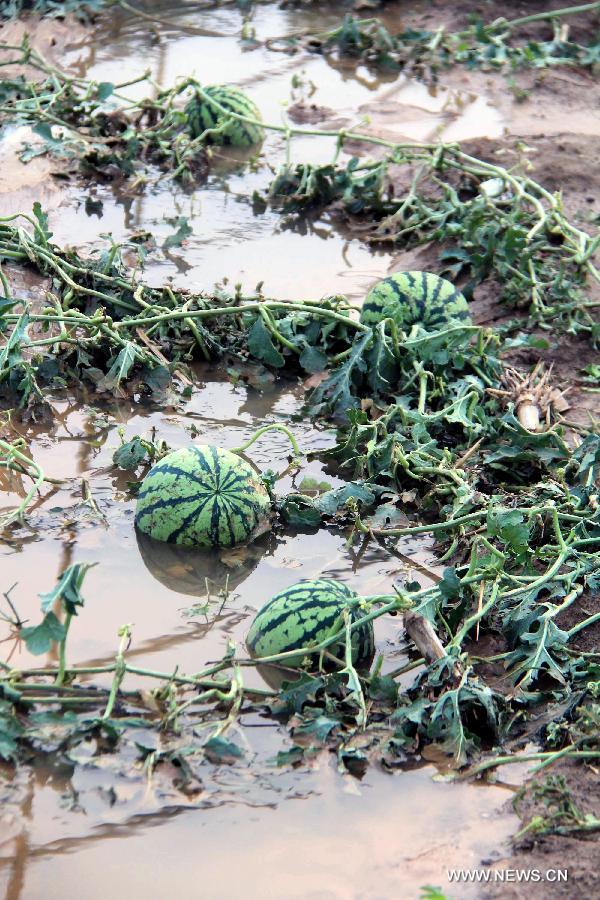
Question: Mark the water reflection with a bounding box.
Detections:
[135,528,271,597]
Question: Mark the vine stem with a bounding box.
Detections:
[55,613,72,688]
[461,746,600,779]
[0,439,46,529]
[493,2,600,32]
[102,625,132,719]
[232,423,302,460]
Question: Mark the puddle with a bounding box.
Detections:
[0,372,436,682]
[0,372,519,898]
[0,3,524,897]
[0,0,504,302]
[0,760,519,900]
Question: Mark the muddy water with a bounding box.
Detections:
[0,374,521,899]
[0,4,521,898]
[43,0,501,300]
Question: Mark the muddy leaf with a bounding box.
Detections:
[316,482,375,515]
[269,746,305,767]
[364,501,407,529]
[292,713,339,747]
[0,701,23,761]
[204,736,244,764]
[113,437,149,470]
[270,673,324,714]
[279,494,321,527]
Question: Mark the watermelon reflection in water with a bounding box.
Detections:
[247,579,376,689]
[135,445,273,549]
[136,529,268,600]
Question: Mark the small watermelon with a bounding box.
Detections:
[185,85,263,147]
[135,445,271,548]
[360,271,471,332]
[247,579,375,669]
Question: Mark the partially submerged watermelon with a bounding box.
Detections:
[360,271,471,332]
[135,445,271,548]
[247,578,375,669]
[185,85,263,147]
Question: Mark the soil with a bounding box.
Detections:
[484,763,600,899]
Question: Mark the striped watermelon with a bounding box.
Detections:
[135,445,271,548]
[185,85,263,147]
[247,579,375,669]
[360,271,471,332]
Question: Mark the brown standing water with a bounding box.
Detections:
[0,3,529,897]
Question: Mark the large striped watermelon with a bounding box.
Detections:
[247,579,375,669]
[360,271,471,332]
[185,85,263,147]
[135,445,271,548]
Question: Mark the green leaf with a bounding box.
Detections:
[247,317,285,368]
[0,309,29,380]
[96,81,114,101]
[487,506,531,559]
[102,342,138,388]
[162,216,192,250]
[113,437,148,470]
[310,330,371,418]
[365,321,397,394]
[20,611,65,655]
[573,434,600,485]
[39,562,94,615]
[279,494,321,527]
[299,344,327,373]
[297,476,332,494]
[438,567,461,602]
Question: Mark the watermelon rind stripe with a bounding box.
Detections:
[185,84,263,147]
[359,270,471,332]
[247,579,374,669]
[135,444,271,548]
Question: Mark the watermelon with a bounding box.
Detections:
[360,271,471,332]
[247,579,375,669]
[185,85,263,147]
[135,445,271,548]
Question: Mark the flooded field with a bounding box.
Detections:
[1,1,600,898]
